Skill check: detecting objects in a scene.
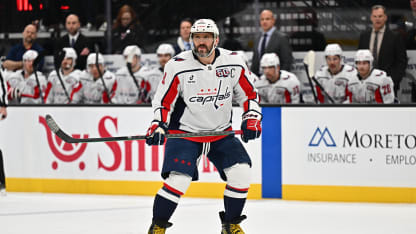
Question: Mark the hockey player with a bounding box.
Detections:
[145,19,262,234]
[45,48,83,104]
[0,67,7,195]
[254,53,301,104]
[113,45,151,104]
[6,50,47,104]
[314,43,359,103]
[77,53,117,104]
[353,49,394,103]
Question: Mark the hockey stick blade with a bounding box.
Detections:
[45,114,242,143]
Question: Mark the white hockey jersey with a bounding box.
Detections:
[77,70,117,104]
[352,69,395,104]
[45,69,83,104]
[152,48,261,134]
[314,64,359,103]
[6,70,47,104]
[0,69,7,107]
[113,66,148,104]
[254,70,301,104]
[142,66,163,102]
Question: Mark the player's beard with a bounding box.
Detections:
[194,44,212,58]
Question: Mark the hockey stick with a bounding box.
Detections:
[54,50,71,103]
[303,50,335,103]
[94,44,112,104]
[125,52,145,101]
[33,51,45,104]
[303,50,318,103]
[45,114,242,143]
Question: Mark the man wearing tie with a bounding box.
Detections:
[358,5,407,96]
[251,9,293,76]
[55,14,91,70]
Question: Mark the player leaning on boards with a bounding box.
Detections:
[353,49,394,103]
[145,19,262,234]
[0,67,7,195]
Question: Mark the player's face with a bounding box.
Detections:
[262,66,280,83]
[158,54,172,68]
[180,21,192,41]
[61,57,74,72]
[326,55,342,74]
[192,32,215,57]
[88,64,105,80]
[260,10,275,32]
[23,59,34,74]
[371,8,387,31]
[66,15,80,36]
[356,61,371,77]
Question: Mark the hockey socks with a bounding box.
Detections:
[152,182,184,222]
[223,195,247,222]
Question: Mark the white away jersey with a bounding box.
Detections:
[113,66,149,104]
[254,70,301,104]
[6,70,47,104]
[353,69,395,104]
[45,69,83,104]
[314,64,359,103]
[142,66,163,102]
[0,69,7,106]
[152,48,261,132]
[77,70,117,104]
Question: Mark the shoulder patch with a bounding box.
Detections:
[230,51,238,55]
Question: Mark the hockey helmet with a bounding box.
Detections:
[324,43,343,56]
[190,19,219,57]
[260,53,280,68]
[23,50,38,61]
[62,47,77,60]
[87,53,104,66]
[355,49,374,64]
[123,45,142,57]
[156,43,175,57]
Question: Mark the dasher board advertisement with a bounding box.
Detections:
[281,107,416,202]
[0,106,262,198]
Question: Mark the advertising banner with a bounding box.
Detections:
[0,107,262,198]
[281,107,416,202]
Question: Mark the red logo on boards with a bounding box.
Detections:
[39,116,89,170]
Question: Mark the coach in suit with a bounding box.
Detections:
[55,14,91,70]
[358,5,407,95]
[251,9,293,76]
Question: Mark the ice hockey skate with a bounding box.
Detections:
[219,211,246,234]
[147,220,172,234]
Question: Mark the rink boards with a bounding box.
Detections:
[1,106,416,202]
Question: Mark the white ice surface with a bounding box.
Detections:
[1,192,416,234]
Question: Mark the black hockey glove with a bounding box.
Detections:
[240,111,262,143]
[145,121,168,145]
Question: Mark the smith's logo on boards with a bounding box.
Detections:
[309,127,336,147]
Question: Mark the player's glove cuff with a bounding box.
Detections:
[145,121,168,145]
[241,111,262,143]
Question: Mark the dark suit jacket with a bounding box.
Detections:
[251,29,293,75]
[358,28,407,91]
[55,33,91,70]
